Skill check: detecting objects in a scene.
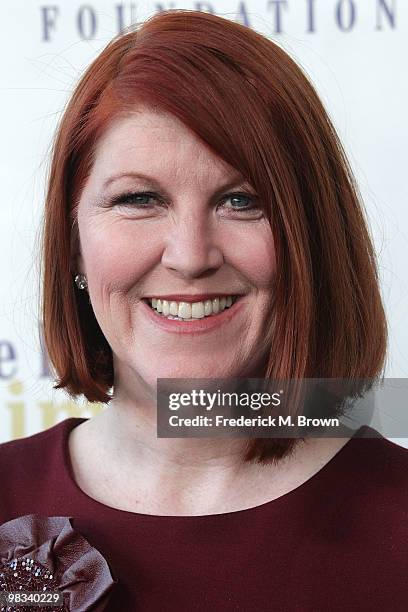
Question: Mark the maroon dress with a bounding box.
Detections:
[0,418,407,611]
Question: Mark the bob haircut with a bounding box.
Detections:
[41,9,387,462]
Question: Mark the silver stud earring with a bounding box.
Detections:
[74,274,88,290]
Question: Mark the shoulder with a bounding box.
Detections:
[0,418,86,520]
[337,429,408,512]
[306,427,408,519]
[354,426,408,466]
[349,426,408,470]
[0,418,82,466]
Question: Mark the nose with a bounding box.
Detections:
[161,210,224,279]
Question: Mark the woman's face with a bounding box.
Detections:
[76,107,276,387]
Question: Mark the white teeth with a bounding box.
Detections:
[147,295,238,320]
[191,302,205,319]
[169,301,178,316]
[178,302,192,319]
[204,300,212,316]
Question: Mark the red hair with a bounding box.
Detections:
[41,9,387,462]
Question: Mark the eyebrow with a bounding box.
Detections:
[102,172,254,198]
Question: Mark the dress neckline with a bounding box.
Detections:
[60,417,373,522]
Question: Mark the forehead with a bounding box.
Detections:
[89,106,239,185]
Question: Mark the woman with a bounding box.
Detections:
[0,9,407,612]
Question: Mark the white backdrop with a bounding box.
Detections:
[0,1,407,444]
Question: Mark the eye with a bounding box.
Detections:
[111,191,160,207]
[219,192,262,216]
[106,190,263,217]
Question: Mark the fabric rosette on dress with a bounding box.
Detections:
[0,514,116,611]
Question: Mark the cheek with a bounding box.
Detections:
[80,217,160,293]
[227,223,276,287]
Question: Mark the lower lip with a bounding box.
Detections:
[141,298,245,334]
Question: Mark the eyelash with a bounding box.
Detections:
[109,190,261,215]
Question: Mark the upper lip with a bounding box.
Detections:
[143,293,242,303]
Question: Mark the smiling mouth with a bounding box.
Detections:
[142,295,240,321]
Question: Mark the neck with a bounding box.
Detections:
[70,394,350,516]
